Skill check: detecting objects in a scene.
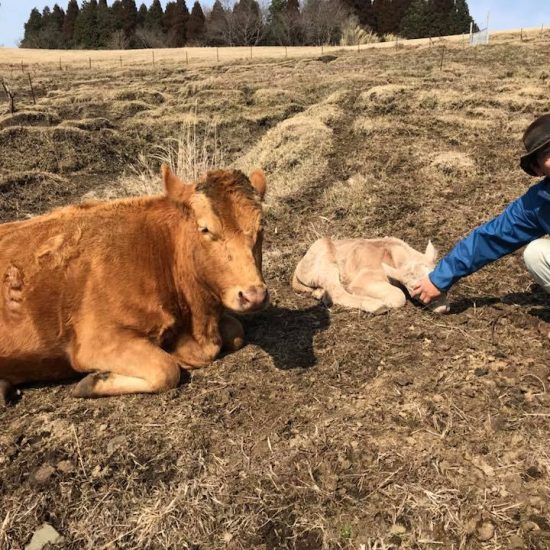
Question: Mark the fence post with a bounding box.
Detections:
[89,57,91,69]
[285,46,288,58]
[20,60,24,73]
[27,73,36,105]
[152,50,155,66]
[520,28,523,41]
[250,46,253,59]
[439,47,445,70]
[186,51,189,65]
[469,21,473,45]
[321,44,324,54]
[216,47,219,62]
[59,57,62,70]
[120,56,122,67]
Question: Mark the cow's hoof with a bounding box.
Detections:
[72,372,109,398]
[0,380,17,406]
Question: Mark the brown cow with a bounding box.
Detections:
[0,165,268,401]
[292,237,449,314]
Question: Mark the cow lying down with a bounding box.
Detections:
[0,166,268,402]
[292,237,449,314]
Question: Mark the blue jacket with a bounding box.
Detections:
[430,177,550,291]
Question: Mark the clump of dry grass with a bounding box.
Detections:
[236,97,345,202]
[340,20,379,46]
[84,119,225,200]
[429,151,477,177]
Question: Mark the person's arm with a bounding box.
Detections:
[429,184,546,292]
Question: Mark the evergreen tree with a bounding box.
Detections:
[430,0,454,36]
[97,0,114,46]
[40,4,66,48]
[373,0,394,34]
[137,3,148,26]
[74,0,99,48]
[448,0,477,34]
[187,1,206,43]
[400,0,429,38]
[145,0,164,31]
[120,0,138,41]
[164,0,189,46]
[206,0,228,45]
[63,0,80,45]
[22,8,43,47]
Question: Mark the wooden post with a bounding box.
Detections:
[395,35,398,49]
[120,56,122,67]
[250,46,253,59]
[216,47,219,62]
[520,28,523,41]
[439,47,445,70]
[89,57,91,69]
[186,51,189,65]
[59,57,62,70]
[1,79,16,114]
[27,73,36,105]
[20,60,24,73]
[285,46,288,58]
[152,50,155,65]
[321,44,324,54]
[469,21,473,45]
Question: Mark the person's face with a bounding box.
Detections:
[533,146,550,178]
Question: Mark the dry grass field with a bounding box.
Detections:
[1,32,550,549]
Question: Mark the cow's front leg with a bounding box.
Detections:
[172,333,222,369]
[219,313,244,352]
[71,334,181,398]
[0,380,16,406]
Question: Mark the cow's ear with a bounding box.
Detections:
[161,164,192,202]
[381,262,401,282]
[425,240,437,263]
[249,169,266,200]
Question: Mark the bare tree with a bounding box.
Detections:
[302,0,348,45]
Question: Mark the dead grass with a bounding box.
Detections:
[1,38,550,550]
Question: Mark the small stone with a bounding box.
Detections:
[390,523,407,535]
[509,534,524,549]
[394,376,413,387]
[107,435,126,455]
[56,460,75,474]
[477,521,494,541]
[25,523,64,550]
[32,464,55,485]
[474,367,489,377]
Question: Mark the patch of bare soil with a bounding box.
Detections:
[1,40,550,549]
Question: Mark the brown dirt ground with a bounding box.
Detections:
[1,38,550,550]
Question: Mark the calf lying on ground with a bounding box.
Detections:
[0,165,268,401]
[292,237,449,314]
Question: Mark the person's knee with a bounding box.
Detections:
[523,239,550,273]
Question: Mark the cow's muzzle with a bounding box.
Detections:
[236,285,269,312]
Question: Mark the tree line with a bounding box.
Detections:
[21,0,478,49]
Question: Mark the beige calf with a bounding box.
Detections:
[292,237,449,314]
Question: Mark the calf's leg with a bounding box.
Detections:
[0,380,16,406]
[347,273,407,310]
[71,335,181,398]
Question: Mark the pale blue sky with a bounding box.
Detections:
[0,0,548,47]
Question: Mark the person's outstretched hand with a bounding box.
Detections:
[412,276,442,305]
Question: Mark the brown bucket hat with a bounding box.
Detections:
[520,113,550,176]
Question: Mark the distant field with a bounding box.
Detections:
[0,26,547,70]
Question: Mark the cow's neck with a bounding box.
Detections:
[171,223,223,336]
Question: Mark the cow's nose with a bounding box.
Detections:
[239,286,269,308]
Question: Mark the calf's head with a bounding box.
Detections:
[163,165,269,313]
[382,241,450,314]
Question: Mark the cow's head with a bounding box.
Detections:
[162,165,268,314]
[382,241,449,314]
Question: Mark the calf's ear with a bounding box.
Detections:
[249,169,266,200]
[381,262,401,282]
[425,240,438,263]
[161,164,193,203]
